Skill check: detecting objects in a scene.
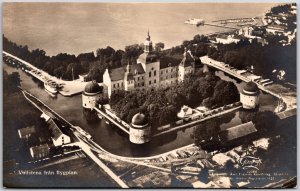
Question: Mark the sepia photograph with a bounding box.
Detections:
[2,2,297,188]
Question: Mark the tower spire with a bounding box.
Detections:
[147,29,150,41]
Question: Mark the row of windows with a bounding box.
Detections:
[161,74,177,80]
[161,68,177,74]
[149,70,157,77]
[113,82,123,88]
[136,76,144,81]
[149,79,157,85]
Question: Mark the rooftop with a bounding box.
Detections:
[30,143,50,155]
[18,126,36,138]
[47,118,64,141]
[220,121,257,142]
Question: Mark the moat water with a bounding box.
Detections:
[4,64,278,157]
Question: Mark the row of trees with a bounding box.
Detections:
[109,71,239,131]
[207,40,296,83]
[3,35,166,82]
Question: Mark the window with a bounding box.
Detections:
[142,82,144,86]
[138,77,139,81]
[142,76,144,80]
[154,79,156,83]
[149,72,151,77]
[121,82,123,86]
[113,84,115,88]
[138,83,139,86]
[151,67,154,70]
[166,70,168,73]
[149,81,151,85]
[161,71,163,74]
[171,68,173,72]
[154,70,156,76]
[117,83,119,87]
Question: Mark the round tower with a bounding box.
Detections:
[129,112,151,144]
[82,80,103,109]
[240,81,260,109]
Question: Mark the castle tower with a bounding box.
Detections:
[82,80,103,109]
[144,30,153,53]
[178,48,195,82]
[124,63,135,91]
[129,112,151,144]
[240,81,260,109]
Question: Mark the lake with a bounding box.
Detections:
[3,3,277,56]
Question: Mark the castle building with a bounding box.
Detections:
[129,112,151,144]
[82,81,103,109]
[103,31,197,98]
[240,81,260,109]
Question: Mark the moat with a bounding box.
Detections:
[4,63,278,157]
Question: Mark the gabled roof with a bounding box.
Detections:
[109,67,126,82]
[30,144,50,155]
[18,126,36,138]
[138,52,159,64]
[220,121,257,142]
[109,63,145,82]
[180,50,195,67]
[160,56,181,69]
[47,118,63,141]
[130,63,145,75]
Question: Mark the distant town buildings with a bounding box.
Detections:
[215,34,242,44]
[103,31,200,98]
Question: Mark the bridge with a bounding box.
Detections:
[200,56,297,118]
[94,107,129,134]
[21,89,128,188]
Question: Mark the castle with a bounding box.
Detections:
[103,31,201,98]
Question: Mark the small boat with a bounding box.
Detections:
[44,81,58,94]
[185,18,205,26]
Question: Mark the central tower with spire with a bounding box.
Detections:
[144,30,153,53]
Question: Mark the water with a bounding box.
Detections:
[4,63,278,157]
[3,3,277,56]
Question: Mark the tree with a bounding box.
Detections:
[155,42,165,52]
[212,81,239,107]
[253,111,279,135]
[3,71,21,93]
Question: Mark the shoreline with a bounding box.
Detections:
[3,51,89,97]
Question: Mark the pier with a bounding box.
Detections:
[204,23,240,30]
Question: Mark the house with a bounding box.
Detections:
[102,31,199,98]
[78,73,89,82]
[47,118,71,147]
[266,24,286,35]
[29,144,50,159]
[177,105,193,119]
[219,121,257,146]
[18,126,36,139]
